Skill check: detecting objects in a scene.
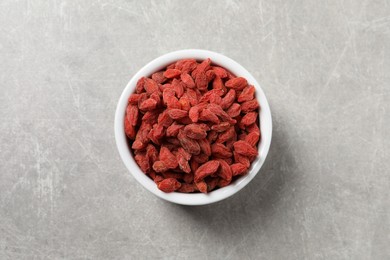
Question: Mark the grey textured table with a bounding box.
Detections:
[1,1,389,259]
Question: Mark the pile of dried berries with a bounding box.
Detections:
[124,58,260,193]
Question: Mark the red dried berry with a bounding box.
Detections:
[194,160,220,182]
[225,77,248,90]
[238,85,255,102]
[183,124,208,139]
[212,66,228,78]
[240,112,258,128]
[166,123,184,137]
[231,163,248,176]
[245,132,260,146]
[241,99,260,113]
[135,77,145,94]
[167,109,188,119]
[211,122,231,132]
[212,76,225,91]
[128,94,140,105]
[195,72,208,91]
[181,73,196,88]
[211,143,233,158]
[195,180,208,193]
[217,159,233,181]
[144,78,159,95]
[158,178,181,192]
[199,109,220,124]
[152,71,167,84]
[178,183,196,193]
[233,140,258,157]
[233,151,250,168]
[178,130,201,155]
[159,146,178,169]
[226,103,241,118]
[197,138,211,156]
[220,89,236,109]
[124,117,136,140]
[163,69,182,78]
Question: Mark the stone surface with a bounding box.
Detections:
[1,0,389,259]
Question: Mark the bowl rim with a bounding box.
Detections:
[115,49,272,206]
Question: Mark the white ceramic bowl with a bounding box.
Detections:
[115,49,272,206]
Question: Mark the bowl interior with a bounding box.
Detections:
[115,49,272,205]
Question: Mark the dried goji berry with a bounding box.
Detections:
[191,58,211,78]
[166,123,184,137]
[172,79,185,98]
[217,178,231,188]
[194,160,220,182]
[172,117,190,125]
[238,85,255,102]
[181,73,196,88]
[245,132,260,146]
[231,163,248,176]
[128,93,140,105]
[152,71,167,84]
[157,110,174,127]
[226,103,241,118]
[124,117,136,140]
[207,130,219,143]
[241,99,260,113]
[146,144,158,164]
[178,130,201,155]
[190,160,199,173]
[205,70,216,82]
[139,98,157,111]
[135,153,150,173]
[179,94,191,111]
[225,77,247,90]
[167,109,188,119]
[165,137,181,146]
[183,124,207,139]
[144,78,159,95]
[159,146,178,169]
[157,178,181,192]
[193,153,209,164]
[197,138,211,156]
[177,153,191,173]
[212,66,228,78]
[195,72,208,91]
[178,183,196,193]
[181,60,198,74]
[240,112,258,128]
[233,151,250,168]
[163,69,182,79]
[198,89,225,103]
[216,126,236,143]
[195,180,208,193]
[212,75,225,91]
[246,123,260,136]
[211,122,231,132]
[199,109,220,124]
[233,140,258,157]
[152,160,168,172]
[186,88,198,106]
[207,104,235,124]
[220,89,236,109]
[135,77,145,94]
[217,159,232,181]
[211,143,233,158]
